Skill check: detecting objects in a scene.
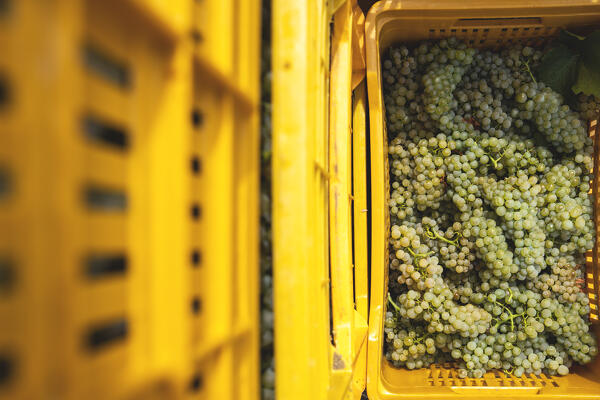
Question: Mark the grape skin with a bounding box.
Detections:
[383,40,598,379]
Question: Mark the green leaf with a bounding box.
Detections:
[558,30,584,49]
[572,62,600,98]
[537,44,580,99]
[581,30,600,67]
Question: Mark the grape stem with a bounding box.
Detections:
[485,149,507,169]
[522,58,537,84]
[406,248,434,259]
[406,248,434,277]
[388,293,402,313]
[413,332,432,345]
[425,226,461,246]
[491,298,525,331]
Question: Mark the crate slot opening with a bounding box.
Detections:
[0,355,13,385]
[85,254,127,279]
[0,167,11,201]
[0,257,14,295]
[83,115,129,150]
[85,186,127,211]
[86,318,128,351]
[83,45,131,89]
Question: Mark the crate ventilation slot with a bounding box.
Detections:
[426,364,558,387]
[0,258,14,294]
[86,318,128,351]
[191,156,201,174]
[0,168,10,201]
[83,45,130,88]
[191,297,201,314]
[191,203,201,220]
[0,74,9,109]
[191,108,203,128]
[427,25,558,48]
[191,249,202,267]
[0,355,13,385]
[86,255,127,278]
[83,115,129,150]
[189,374,203,392]
[85,186,127,211]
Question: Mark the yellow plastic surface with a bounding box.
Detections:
[189,0,260,397]
[351,80,369,400]
[365,1,600,399]
[0,0,260,399]
[272,0,368,399]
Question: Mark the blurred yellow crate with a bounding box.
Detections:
[189,0,261,393]
[365,1,600,399]
[272,1,368,399]
[0,0,260,399]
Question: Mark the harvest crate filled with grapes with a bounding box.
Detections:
[366,1,600,398]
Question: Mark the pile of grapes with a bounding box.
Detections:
[260,2,274,399]
[383,38,599,378]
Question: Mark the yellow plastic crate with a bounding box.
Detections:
[0,0,260,398]
[0,2,48,399]
[365,1,600,399]
[189,0,261,397]
[272,0,368,399]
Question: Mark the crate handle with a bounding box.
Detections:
[455,17,543,28]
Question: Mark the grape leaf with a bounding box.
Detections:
[558,30,584,49]
[581,31,600,67]
[572,62,600,98]
[537,44,580,99]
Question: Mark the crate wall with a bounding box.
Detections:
[272,1,369,399]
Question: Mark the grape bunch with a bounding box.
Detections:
[530,260,586,304]
[382,39,598,379]
[389,135,451,214]
[576,93,600,121]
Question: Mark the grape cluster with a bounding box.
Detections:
[389,135,451,214]
[390,288,492,337]
[382,39,598,379]
[423,219,477,274]
[384,313,440,368]
[514,83,591,153]
[539,162,595,254]
[575,93,600,121]
[390,224,445,290]
[529,259,587,305]
[480,172,547,279]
